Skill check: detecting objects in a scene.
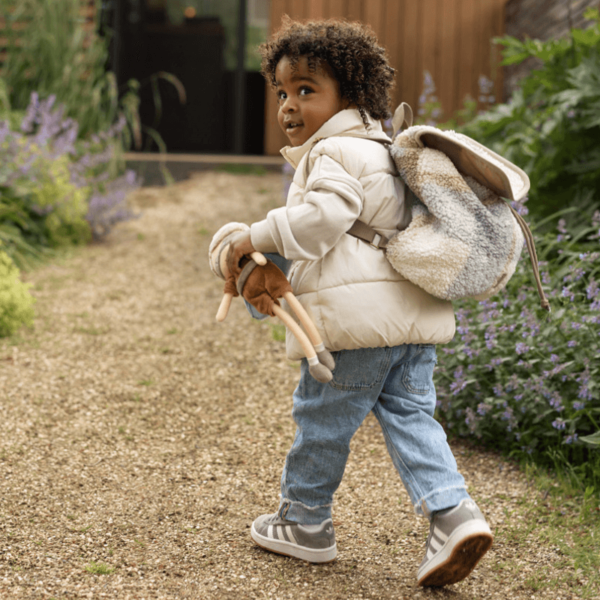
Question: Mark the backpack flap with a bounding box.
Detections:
[413,128,530,202]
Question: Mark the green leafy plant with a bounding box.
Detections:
[436,203,600,493]
[0,248,35,337]
[1,93,139,270]
[459,7,600,219]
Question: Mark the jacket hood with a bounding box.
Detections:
[280,108,391,170]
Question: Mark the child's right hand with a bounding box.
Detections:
[226,231,256,279]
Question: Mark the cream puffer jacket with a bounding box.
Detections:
[250,109,455,360]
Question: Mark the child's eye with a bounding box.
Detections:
[299,87,313,96]
[277,90,287,102]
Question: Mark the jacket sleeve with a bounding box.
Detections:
[250,152,364,261]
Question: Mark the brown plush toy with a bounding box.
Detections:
[209,223,335,383]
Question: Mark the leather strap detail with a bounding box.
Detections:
[236,259,258,296]
[347,220,390,249]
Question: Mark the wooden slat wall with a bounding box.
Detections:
[265,0,508,154]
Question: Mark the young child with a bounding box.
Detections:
[226,18,493,587]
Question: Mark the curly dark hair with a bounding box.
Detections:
[259,17,395,125]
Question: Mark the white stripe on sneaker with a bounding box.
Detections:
[433,526,448,542]
[267,525,274,539]
[429,535,442,551]
[280,526,290,543]
[286,525,298,545]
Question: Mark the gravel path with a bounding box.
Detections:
[0,172,578,599]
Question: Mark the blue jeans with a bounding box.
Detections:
[278,345,470,524]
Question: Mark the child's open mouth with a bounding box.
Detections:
[286,122,303,132]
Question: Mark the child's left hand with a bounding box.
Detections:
[226,231,256,279]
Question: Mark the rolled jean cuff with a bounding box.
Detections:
[279,498,332,525]
[414,485,471,519]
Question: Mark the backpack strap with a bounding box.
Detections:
[508,206,551,312]
[347,220,390,250]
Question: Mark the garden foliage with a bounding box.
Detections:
[0,0,142,337]
[407,10,600,492]
[436,202,600,490]
[1,91,138,270]
[0,248,34,337]
[3,0,140,142]
[459,8,600,219]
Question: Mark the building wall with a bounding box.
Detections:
[504,0,600,98]
[264,0,509,155]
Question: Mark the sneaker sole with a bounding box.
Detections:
[417,522,493,587]
[251,522,337,563]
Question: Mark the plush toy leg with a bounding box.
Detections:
[272,304,333,383]
[216,292,234,322]
[282,292,335,371]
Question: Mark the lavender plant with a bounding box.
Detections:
[436,202,600,489]
[1,91,139,270]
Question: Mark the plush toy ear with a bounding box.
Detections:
[392,102,413,137]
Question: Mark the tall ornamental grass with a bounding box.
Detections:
[3,0,139,142]
[436,202,600,492]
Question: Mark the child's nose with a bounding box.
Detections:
[281,96,297,112]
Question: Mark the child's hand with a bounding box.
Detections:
[226,231,256,278]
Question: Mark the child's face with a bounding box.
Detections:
[275,55,347,147]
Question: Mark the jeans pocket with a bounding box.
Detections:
[330,347,391,391]
[401,344,437,395]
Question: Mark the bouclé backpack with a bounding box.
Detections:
[346,103,551,311]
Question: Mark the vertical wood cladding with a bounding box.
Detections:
[265,0,508,154]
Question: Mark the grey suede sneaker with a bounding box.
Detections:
[417,499,493,587]
[251,513,337,563]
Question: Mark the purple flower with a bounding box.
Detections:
[477,403,492,416]
[549,393,564,411]
[510,200,529,216]
[564,433,578,444]
[450,366,468,395]
[557,219,567,234]
[567,340,577,348]
[516,343,529,355]
[552,419,566,430]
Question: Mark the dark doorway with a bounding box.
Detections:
[103,0,268,155]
